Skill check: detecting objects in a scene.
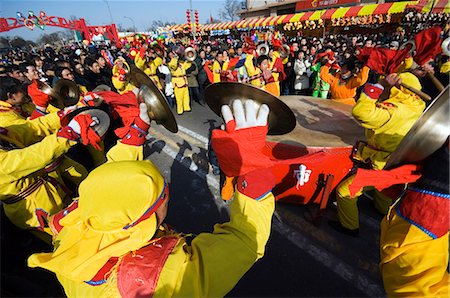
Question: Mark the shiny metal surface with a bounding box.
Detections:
[184,47,197,62]
[256,43,269,56]
[92,84,111,92]
[50,79,80,109]
[62,107,110,139]
[129,65,178,133]
[205,82,296,135]
[385,86,449,169]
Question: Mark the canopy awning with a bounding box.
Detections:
[168,1,415,32]
[409,0,450,13]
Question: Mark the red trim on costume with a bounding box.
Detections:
[363,84,384,99]
[237,169,275,200]
[48,200,79,236]
[117,236,180,297]
[398,189,449,239]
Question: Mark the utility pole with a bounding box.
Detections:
[124,16,136,32]
[189,0,196,41]
[103,0,114,24]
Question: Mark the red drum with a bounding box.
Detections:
[265,96,364,208]
[265,142,353,205]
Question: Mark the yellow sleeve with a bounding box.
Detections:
[319,65,336,85]
[244,54,258,77]
[106,141,144,162]
[182,61,192,71]
[0,134,74,182]
[348,66,370,89]
[79,85,88,96]
[168,58,179,72]
[153,57,163,68]
[8,112,61,146]
[212,61,221,83]
[134,53,146,70]
[380,212,450,297]
[174,190,275,297]
[352,93,392,129]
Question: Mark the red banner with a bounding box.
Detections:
[295,0,359,11]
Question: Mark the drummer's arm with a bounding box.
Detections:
[352,84,392,129]
[319,65,336,85]
[347,66,370,89]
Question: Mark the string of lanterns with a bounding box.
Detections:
[283,13,393,31]
[283,19,325,31]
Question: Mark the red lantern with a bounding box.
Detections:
[195,10,199,28]
[186,9,191,24]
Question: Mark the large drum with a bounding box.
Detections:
[266,96,364,207]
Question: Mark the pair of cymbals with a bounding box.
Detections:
[128,65,178,133]
[40,79,80,109]
[205,82,296,135]
[61,107,111,143]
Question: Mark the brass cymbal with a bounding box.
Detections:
[385,85,449,169]
[205,82,296,135]
[49,79,80,109]
[61,107,111,140]
[129,65,178,133]
[92,84,111,92]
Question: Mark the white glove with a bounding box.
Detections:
[67,116,99,135]
[221,100,269,130]
[139,103,151,125]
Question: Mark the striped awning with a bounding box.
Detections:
[409,0,450,13]
[168,1,415,32]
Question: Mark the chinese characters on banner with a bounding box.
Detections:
[295,0,359,11]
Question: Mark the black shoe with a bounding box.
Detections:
[328,220,359,237]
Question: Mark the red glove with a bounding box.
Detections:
[211,100,273,177]
[121,103,151,146]
[57,114,102,150]
[80,92,100,107]
[28,80,51,109]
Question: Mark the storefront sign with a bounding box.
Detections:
[295,0,359,11]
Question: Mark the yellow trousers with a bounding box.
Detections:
[336,174,392,230]
[380,207,449,297]
[174,87,190,115]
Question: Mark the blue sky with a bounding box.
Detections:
[1,0,225,40]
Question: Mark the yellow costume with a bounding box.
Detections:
[0,112,87,230]
[336,73,426,230]
[28,139,275,297]
[112,60,136,95]
[135,53,163,90]
[168,57,191,115]
[267,51,284,96]
[380,139,449,297]
[212,59,229,83]
[381,208,449,297]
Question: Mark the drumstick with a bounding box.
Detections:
[400,82,432,101]
[427,72,445,92]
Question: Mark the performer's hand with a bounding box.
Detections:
[80,92,102,107]
[262,69,272,80]
[57,114,102,150]
[28,80,51,110]
[381,73,401,89]
[212,100,272,177]
[121,103,151,146]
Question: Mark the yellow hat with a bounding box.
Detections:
[28,160,166,282]
[398,72,422,91]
